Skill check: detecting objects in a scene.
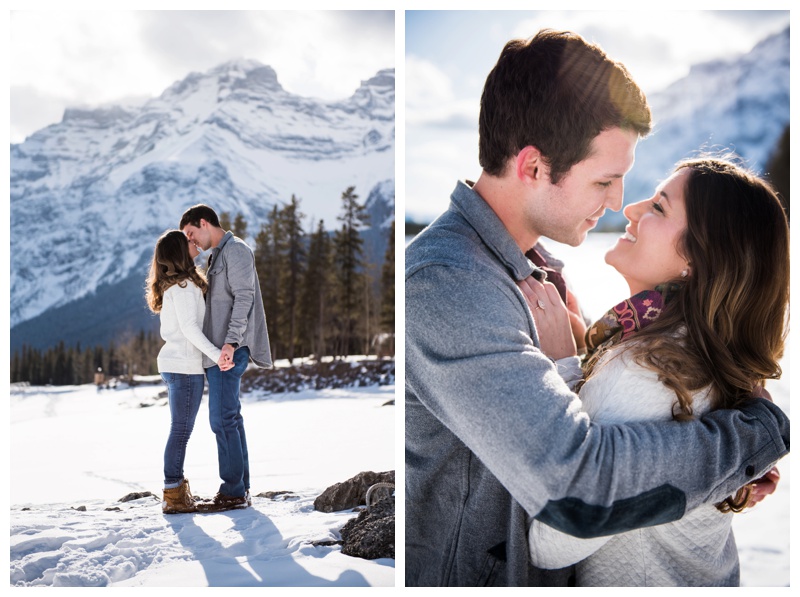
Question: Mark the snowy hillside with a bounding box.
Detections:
[10,60,394,348]
[597,27,788,230]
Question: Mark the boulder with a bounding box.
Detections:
[313,470,394,513]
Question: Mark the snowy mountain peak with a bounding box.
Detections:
[11,59,395,346]
[159,60,284,105]
[361,68,395,89]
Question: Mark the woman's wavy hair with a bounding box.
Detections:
[607,157,789,511]
[145,230,208,313]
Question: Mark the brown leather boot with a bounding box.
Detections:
[195,492,248,513]
[162,478,197,514]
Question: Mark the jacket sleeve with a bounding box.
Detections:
[529,352,683,567]
[406,263,789,538]
[222,241,256,346]
[168,284,223,363]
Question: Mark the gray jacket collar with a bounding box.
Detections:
[212,230,234,255]
[450,181,539,281]
[207,231,233,269]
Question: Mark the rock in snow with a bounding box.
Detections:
[313,470,395,513]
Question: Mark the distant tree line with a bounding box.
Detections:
[11,185,396,384]
[11,330,162,386]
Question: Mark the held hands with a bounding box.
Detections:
[218,343,235,371]
[517,276,577,360]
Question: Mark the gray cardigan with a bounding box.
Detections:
[404,181,789,587]
[204,231,272,369]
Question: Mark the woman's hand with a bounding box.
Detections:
[517,276,577,360]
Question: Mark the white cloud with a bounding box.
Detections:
[9,10,394,143]
[406,55,477,129]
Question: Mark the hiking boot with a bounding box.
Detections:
[195,492,248,513]
[162,478,197,514]
[246,490,252,507]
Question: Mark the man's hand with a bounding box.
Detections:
[747,466,780,508]
[218,344,235,371]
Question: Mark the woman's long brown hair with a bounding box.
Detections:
[145,230,208,313]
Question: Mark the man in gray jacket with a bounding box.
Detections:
[405,30,789,586]
[180,204,272,511]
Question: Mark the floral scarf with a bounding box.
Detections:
[583,283,681,368]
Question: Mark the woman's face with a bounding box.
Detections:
[187,238,200,260]
[605,168,690,295]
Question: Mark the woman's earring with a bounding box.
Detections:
[680,269,689,278]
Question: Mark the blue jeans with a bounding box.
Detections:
[205,347,250,497]
[161,372,205,486]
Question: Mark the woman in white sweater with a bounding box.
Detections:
[145,230,232,514]
[518,157,788,586]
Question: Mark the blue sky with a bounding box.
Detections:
[405,10,790,223]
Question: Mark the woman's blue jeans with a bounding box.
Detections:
[161,372,205,486]
[205,347,251,498]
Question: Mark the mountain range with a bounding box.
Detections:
[596,26,789,230]
[11,60,395,351]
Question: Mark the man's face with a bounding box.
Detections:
[182,220,212,251]
[528,127,638,247]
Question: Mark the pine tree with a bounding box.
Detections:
[233,212,248,240]
[82,345,95,384]
[279,196,307,362]
[219,211,232,231]
[300,219,333,360]
[333,186,369,356]
[380,220,395,332]
[11,349,21,383]
[255,205,284,358]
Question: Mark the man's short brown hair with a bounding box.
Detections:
[479,29,652,183]
[179,204,221,229]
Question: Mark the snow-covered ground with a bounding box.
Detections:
[9,362,395,587]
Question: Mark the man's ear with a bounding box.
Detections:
[515,146,546,185]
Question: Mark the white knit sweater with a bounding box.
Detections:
[529,346,739,586]
[157,281,222,375]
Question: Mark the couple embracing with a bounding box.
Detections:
[145,204,271,514]
[405,30,789,587]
